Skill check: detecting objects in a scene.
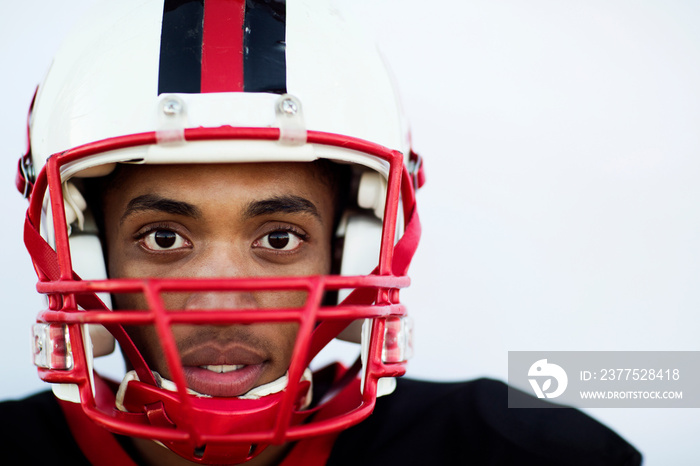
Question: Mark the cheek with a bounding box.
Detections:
[318,242,333,275]
[111,290,148,312]
[107,243,154,280]
[279,323,299,363]
[255,290,309,310]
[252,322,299,368]
[282,240,332,278]
[122,324,162,370]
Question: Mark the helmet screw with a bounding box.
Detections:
[162,98,182,116]
[279,98,298,115]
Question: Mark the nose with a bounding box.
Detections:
[182,241,258,310]
[184,291,257,310]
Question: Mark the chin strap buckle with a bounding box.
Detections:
[408,150,425,191]
[145,401,177,429]
[16,152,35,199]
[17,87,38,199]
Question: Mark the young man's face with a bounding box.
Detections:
[101,162,336,397]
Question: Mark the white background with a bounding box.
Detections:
[1,1,699,464]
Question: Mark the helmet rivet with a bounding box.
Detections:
[162,99,182,115]
[279,98,298,115]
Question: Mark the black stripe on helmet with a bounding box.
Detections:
[243,0,287,94]
[158,0,205,94]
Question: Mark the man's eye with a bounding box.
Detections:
[142,229,189,251]
[258,231,303,251]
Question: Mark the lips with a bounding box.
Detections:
[178,343,269,397]
[182,364,265,397]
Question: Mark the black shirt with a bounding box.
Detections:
[0,378,641,465]
[329,378,641,465]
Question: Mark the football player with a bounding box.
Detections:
[4,1,641,464]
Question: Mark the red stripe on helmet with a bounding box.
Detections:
[201,0,246,93]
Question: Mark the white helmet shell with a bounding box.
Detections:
[30,0,410,168]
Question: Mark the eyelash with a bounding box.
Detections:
[134,223,190,250]
[134,223,178,239]
[255,225,309,253]
[133,223,309,252]
[264,224,309,241]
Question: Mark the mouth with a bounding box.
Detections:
[200,364,246,373]
[176,343,271,397]
[182,363,266,397]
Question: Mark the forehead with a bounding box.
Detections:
[96,162,338,225]
[103,162,329,200]
[110,162,327,189]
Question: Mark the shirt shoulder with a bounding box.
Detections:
[327,378,642,466]
[0,390,91,465]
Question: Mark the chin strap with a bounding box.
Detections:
[60,367,362,465]
[114,370,315,463]
[58,375,138,466]
[115,368,313,408]
[279,378,362,466]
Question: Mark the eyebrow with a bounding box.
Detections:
[119,194,322,225]
[244,195,322,223]
[120,194,201,224]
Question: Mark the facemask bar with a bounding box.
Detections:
[25,126,421,448]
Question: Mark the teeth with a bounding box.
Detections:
[200,364,245,373]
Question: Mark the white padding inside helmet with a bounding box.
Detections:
[69,234,115,357]
[338,214,382,299]
[336,214,382,344]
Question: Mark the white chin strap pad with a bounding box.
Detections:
[115,368,314,411]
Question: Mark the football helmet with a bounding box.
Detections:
[16,0,424,463]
